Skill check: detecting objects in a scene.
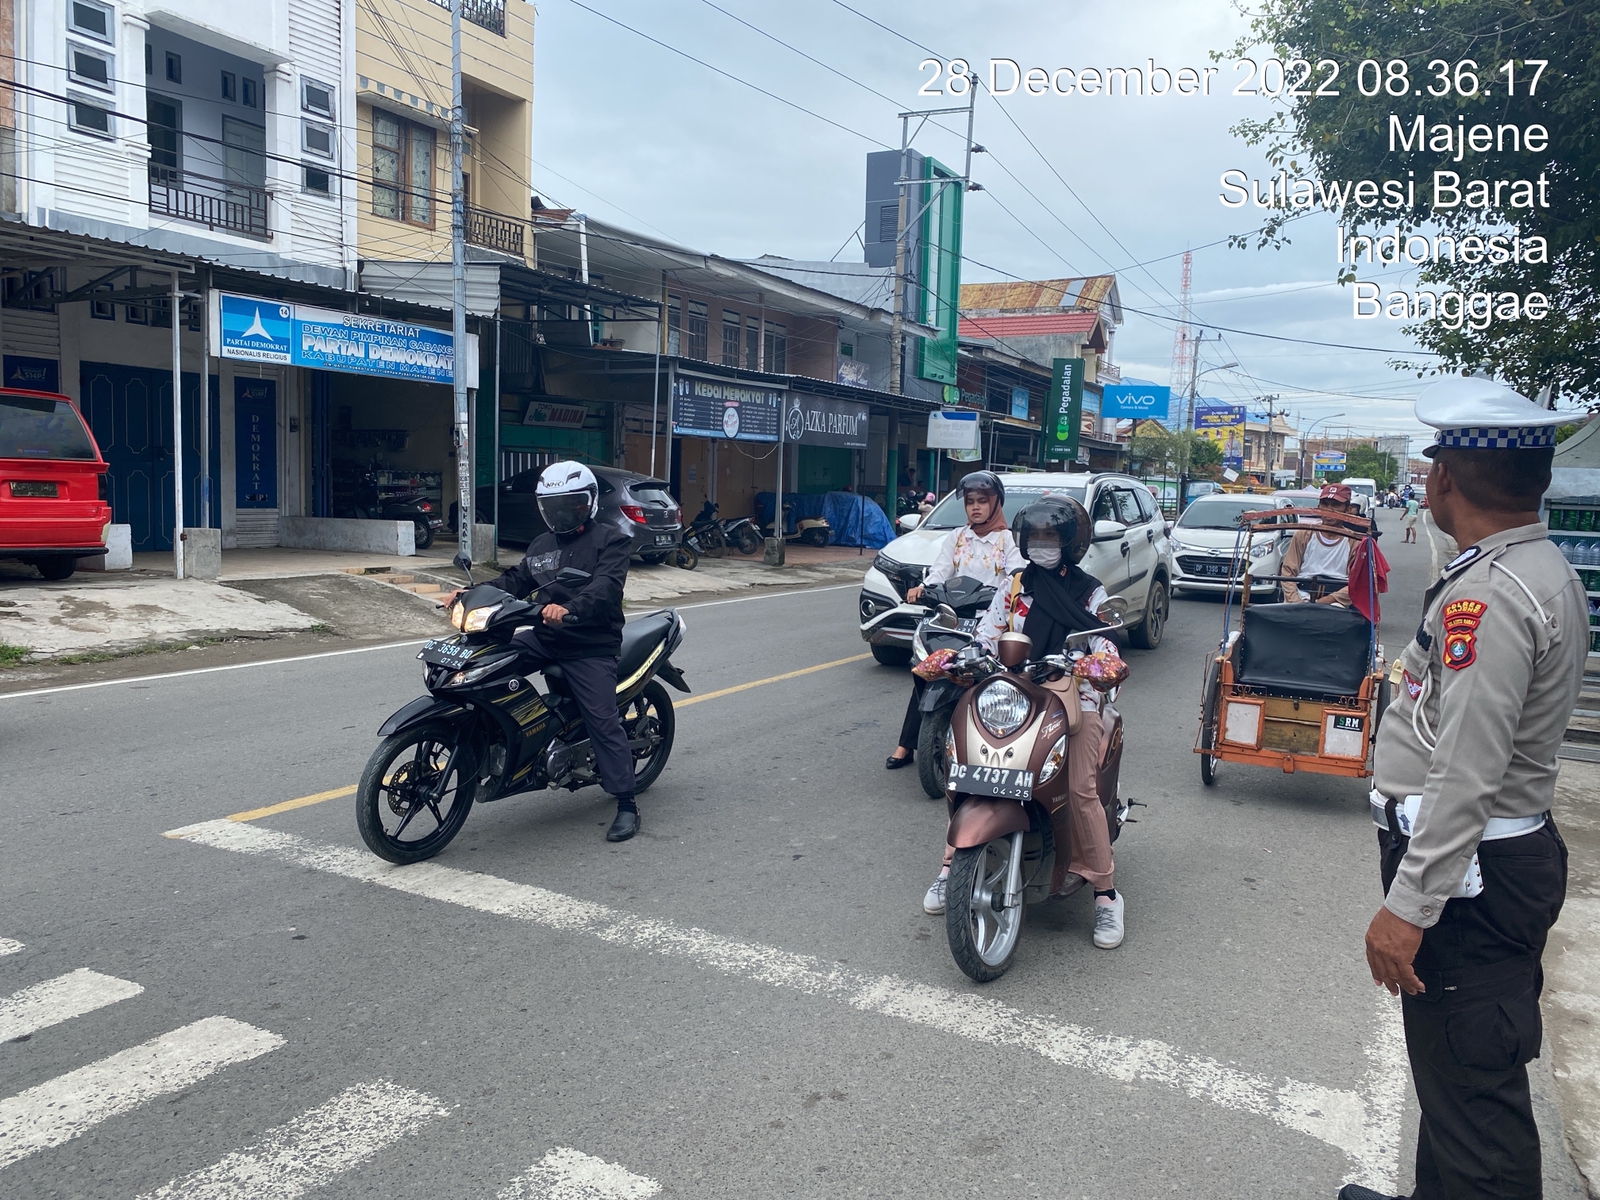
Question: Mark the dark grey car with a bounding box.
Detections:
[476,465,683,560]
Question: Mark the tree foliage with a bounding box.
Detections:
[1226,0,1600,405]
[1328,446,1400,487]
[1127,425,1223,479]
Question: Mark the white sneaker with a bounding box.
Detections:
[1092,894,1125,949]
[923,875,947,915]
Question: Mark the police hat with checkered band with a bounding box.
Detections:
[1417,375,1568,458]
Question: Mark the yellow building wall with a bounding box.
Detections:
[354,0,535,264]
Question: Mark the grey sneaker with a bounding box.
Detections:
[922,875,947,915]
[1092,894,1125,949]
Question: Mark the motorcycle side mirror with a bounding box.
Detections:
[1095,597,1129,626]
[556,567,592,587]
[935,602,959,629]
[452,551,472,580]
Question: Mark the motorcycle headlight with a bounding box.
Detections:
[1038,734,1068,783]
[976,679,1030,738]
[444,660,502,687]
[450,601,466,630]
[462,603,502,633]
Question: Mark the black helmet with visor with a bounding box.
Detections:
[958,470,1005,507]
[1012,495,1090,566]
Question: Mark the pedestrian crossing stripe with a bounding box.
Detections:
[499,1147,661,1199]
[0,968,143,1044]
[0,940,22,957]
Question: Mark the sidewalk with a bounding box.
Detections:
[1547,756,1600,1195]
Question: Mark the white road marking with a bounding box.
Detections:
[1342,996,1408,1193]
[672,581,858,611]
[167,819,1396,1174]
[134,1079,447,1200]
[498,1147,661,1200]
[0,1016,284,1170]
[0,640,430,702]
[0,969,144,1043]
[0,940,21,957]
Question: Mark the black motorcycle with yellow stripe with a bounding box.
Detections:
[356,564,689,863]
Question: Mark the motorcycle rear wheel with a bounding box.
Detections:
[356,723,478,864]
[802,527,829,547]
[671,545,699,570]
[413,518,434,551]
[916,704,954,800]
[622,679,676,792]
[946,835,1025,982]
[735,527,762,555]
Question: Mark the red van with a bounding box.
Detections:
[0,387,111,580]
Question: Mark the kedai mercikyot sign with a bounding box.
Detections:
[211,291,478,385]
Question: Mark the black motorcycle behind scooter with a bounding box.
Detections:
[355,555,690,864]
[909,576,997,799]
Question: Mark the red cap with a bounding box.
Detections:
[1319,483,1353,504]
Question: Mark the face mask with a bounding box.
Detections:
[1028,546,1062,570]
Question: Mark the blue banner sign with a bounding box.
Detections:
[213,291,474,385]
[234,378,278,509]
[1100,383,1171,420]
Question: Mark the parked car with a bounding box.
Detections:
[859,471,1175,665]
[1,387,111,581]
[1168,492,1294,599]
[470,464,682,561]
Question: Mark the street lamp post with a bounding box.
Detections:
[1299,412,1346,487]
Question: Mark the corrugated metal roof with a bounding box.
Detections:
[958,312,1101,338]
[960,276,1116,313]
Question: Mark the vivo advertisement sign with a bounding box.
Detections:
[1099,383,1171,420]
[212,291,476,385]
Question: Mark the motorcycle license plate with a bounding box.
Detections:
[420,639,475,669]
[947,763,1034,799]
[655,533,676,546]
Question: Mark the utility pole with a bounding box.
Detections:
[450,0,472,565]
[1257,393,1284,484]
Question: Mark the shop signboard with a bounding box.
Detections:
[4,355,59,393]
[1043,357,1084,462]
[784,393,870,449]
[1010,385,1030,420]
[234,378,278,509]
[1100,383,1171,421]
[211,290,478,385]
[927,408,979,451]
[523,400,588,429]
[670,373,782,442]
[1195,403,1246,470]
[1313,450,1347,474]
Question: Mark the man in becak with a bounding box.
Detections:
[1282,482,1364,605]
[1339,377,1586,1200]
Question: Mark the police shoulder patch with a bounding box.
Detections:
[1445,545,1483,572]
[1441,597,1486,670]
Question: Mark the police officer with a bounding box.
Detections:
[1340,378,1587,1200]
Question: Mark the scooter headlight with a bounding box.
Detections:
[976,679,1030,738]
[450,601,466,630]
[444,660,501,687]
[462,603,502,633]
[1037,734,1068,783]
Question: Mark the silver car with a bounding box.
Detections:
[858,471,1175,666]
[1168,493,1293,599]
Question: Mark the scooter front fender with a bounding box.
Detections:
[378,695,469,737]
[919,678,962,713]
[946,798,1031,849]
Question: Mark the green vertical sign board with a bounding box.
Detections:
[915,156,963,386]
[1044,357,1084,461]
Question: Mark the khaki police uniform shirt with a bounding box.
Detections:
[1374,523,1586,928]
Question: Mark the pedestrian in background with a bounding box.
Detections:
[1342,378,1586,1200]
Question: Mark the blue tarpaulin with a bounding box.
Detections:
[754,491,894,549]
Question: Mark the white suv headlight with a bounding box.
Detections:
[1249,540,1273,559]
[977,679,1030,738]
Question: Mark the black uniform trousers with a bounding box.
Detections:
[897,678,926,752]
[1378,818,1567,1200]
[512,628,636,799]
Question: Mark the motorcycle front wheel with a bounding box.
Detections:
[946,834,1025,982]
[356,722,478,864]
[622,679,676,792]
[916,704,955,799]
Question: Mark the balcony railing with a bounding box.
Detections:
[426,0,506,35]
[148,169,269,238]
[465,205,524,257]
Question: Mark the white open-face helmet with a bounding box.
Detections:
[536,461,599,535]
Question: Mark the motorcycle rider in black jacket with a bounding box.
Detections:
[444,461,640,841]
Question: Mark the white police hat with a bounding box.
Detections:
[1416,375,1566,457]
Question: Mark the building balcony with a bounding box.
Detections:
[426,0,506,36]
[466,205,524,257]
[148,169,270,239]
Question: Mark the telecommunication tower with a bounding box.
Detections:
[1168,250,1194,424]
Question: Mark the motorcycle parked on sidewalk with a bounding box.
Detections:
[932,599,1130,982]
[907,576,998,799]
[341,472,443,550]
[688,501,728,557]
[355,554,690,864]
[761,502,831,547]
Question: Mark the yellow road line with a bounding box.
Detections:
[675,652,872,708]
[222,652,871,823]
[227,785,357,823]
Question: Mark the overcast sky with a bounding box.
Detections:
[529,0,1466,455]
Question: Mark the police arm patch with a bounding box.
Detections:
[1441,598,1486,671]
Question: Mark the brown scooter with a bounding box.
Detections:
[936,601,1130,982]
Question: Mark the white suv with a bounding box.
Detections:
[859,471,1175,665]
